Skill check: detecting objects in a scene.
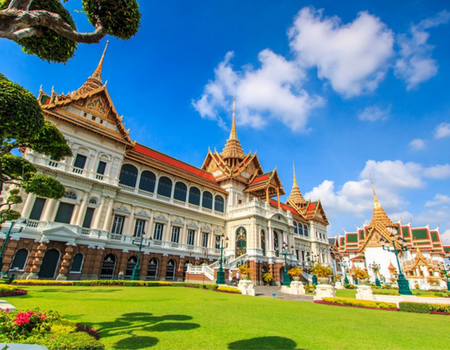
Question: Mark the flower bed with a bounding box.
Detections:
[318,297,398,310]
[0,309,104,349]
[215,286,241,294]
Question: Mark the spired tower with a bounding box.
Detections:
[221,98,246,168]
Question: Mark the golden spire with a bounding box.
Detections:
[221,98,246,161]
[371,175,380,209]
[368,179,395,228]
[287,162,306,207]
[73,40,109,97]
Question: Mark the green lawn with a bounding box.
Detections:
[4,286,450,350]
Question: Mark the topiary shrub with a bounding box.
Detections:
[399,302,430,313]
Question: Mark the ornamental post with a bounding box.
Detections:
[216,234,228,284]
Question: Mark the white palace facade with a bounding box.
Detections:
[1,46,331,284]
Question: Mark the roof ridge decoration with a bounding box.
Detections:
[287,161,306,207]
[368,179,395,229]
[221,98,246,162]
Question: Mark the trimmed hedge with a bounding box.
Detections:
[216,286,241,294]
[399,302,450,314]
[321,297,397,310]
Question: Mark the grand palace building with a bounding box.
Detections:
[0,45,331,284]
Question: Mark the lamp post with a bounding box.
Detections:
[308,252,319,285]
[130,234,150,281]
[281,242,294,286]
[0,220,24,273]
[369,262,382,287]
[202,248,209,285]
[381,227,412,295]
[341,260,349,285]
[216,234,229,284]
[438,262,450,292]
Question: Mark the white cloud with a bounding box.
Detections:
[358,104,391,122]
[435,122,450,139]
[440,229,450,245]
[395,11,450,90]
[423,164,450,179]
[425,194,450,207]
[409,138,426,150]
[289,7,394,97]
[192,50,324,132]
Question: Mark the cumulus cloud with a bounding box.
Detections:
[425,194,450,207]
[192,50,324,132]
[423,164,450,179]
[289,7,394,97]
[395,11,450,90]
[409,139,426,150]
[434,122,450,139]
[440,229,450,244]
[358,105,391,122]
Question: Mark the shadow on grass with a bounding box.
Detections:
[228,336,299,350]
[89,312,200,349]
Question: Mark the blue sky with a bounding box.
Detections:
[1,0,450,242]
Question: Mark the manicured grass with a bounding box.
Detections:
[4,286,450,350]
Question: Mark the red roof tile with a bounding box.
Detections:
[133,144,217,183]
[251,173,271,184]
[269,199,298,215]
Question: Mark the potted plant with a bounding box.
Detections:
[288,267,303,281]
[238,264,251,280]
[262,272,273,286]
[352,268,369,284]
[310,263,332,284]
[427,276,440,286]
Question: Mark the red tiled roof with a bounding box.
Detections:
[133,144,217,183]
[251,173,271,184]
[269,199,298,215]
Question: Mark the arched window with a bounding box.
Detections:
[260,230,266,256]
[188,187,201,206]
[214,195,224,212]
[202,191,213,209]
[235,227,247,257]
[11,249,28,270]
[139,170,156,192]
[274,231,279,257]
[100,254,116,279]
[70,253,84,273]
[119,164,138,187]
[147,258,158,280]
[299,223,304,236]
[64,191,77,200]
[304,225,309,237]
[166,259,176,280]
[157,176,172,197]
[125,256,138,278]
[294,222,298,234]
[174,182,187,202]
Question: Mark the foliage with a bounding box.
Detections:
[322,297,397,310]
[0,285,17,293]
[263,272,273,283]
[344,283,356,289]
[83,0,141,40]
[0,308,104,349]
[351,268,369,280]
[288,266,303,277]
[427,277,441,286]
[429,304,450,313]
[216,286,241,294]
[304,284,316,294]
[399,302,431,314]
[335,274,342,281]
[238,264,251,275]
[310,263,332,277]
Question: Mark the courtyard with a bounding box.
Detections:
[3,285,450,349]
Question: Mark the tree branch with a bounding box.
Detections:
[7,0,33,11]
[0,8,108,44]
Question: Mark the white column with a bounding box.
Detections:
[165,215,172,242]
[124,206,136,236]
[41,199,57,221]
[92,196,106,230]
[147,211,154,239]
[75,192,90,226]
[21,193,36,218]
[102,197,114,231]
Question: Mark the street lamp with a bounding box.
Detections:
[202,248,209,285]
[130,235,151,281]
[308,252,319,285]
[438,262,450,292]
[0,220,25,273]
[381,227,412,295]
[369,262,382,287]
[341,260,349,285]
[216,234,229,284]
[281,242,294,286]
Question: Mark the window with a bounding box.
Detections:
[54,203,75,224]
[174,182,187,202]
[29,198,46,221]
[88,198,97,205]
[154,223,164,241]
[202,191,213,209]
[139,170,156,193]
[215,235,220,249]
[214,195,224,212]
[111,215,125,235]
[274,231,279,257]
[134,219,146,237]
[97,161,107,175]
[187,229,195,246]
[64,191,77,200]
[82,207,95,228]
[304,225,309,237]
[188,187,200,206]
[202,232,209,247]
[147,258,158,280]
[299,224,304,236]
[294,222,298,234]
[70,253,83,272]
[157,176,172,197]
[261,230,266,256]
[171,226,180,243]
[119,164,138,187]
[11,249,28,270]
[73,154,87,169]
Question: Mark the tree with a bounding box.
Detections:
[0,0,141,62]
[0,73,72,223]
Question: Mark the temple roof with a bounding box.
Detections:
[287,163,306,207]
[367,181,395,229]
[221,99,246,160]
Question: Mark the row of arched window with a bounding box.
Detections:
[119,164,225,212]
[10,249,84,274]
[294,221,309,237]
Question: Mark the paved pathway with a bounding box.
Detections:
[254,286,314,302]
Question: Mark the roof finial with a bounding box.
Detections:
[293,161,298,187]
[370,175,380,209]
[230,97,237,140]
[92,39,109,81]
